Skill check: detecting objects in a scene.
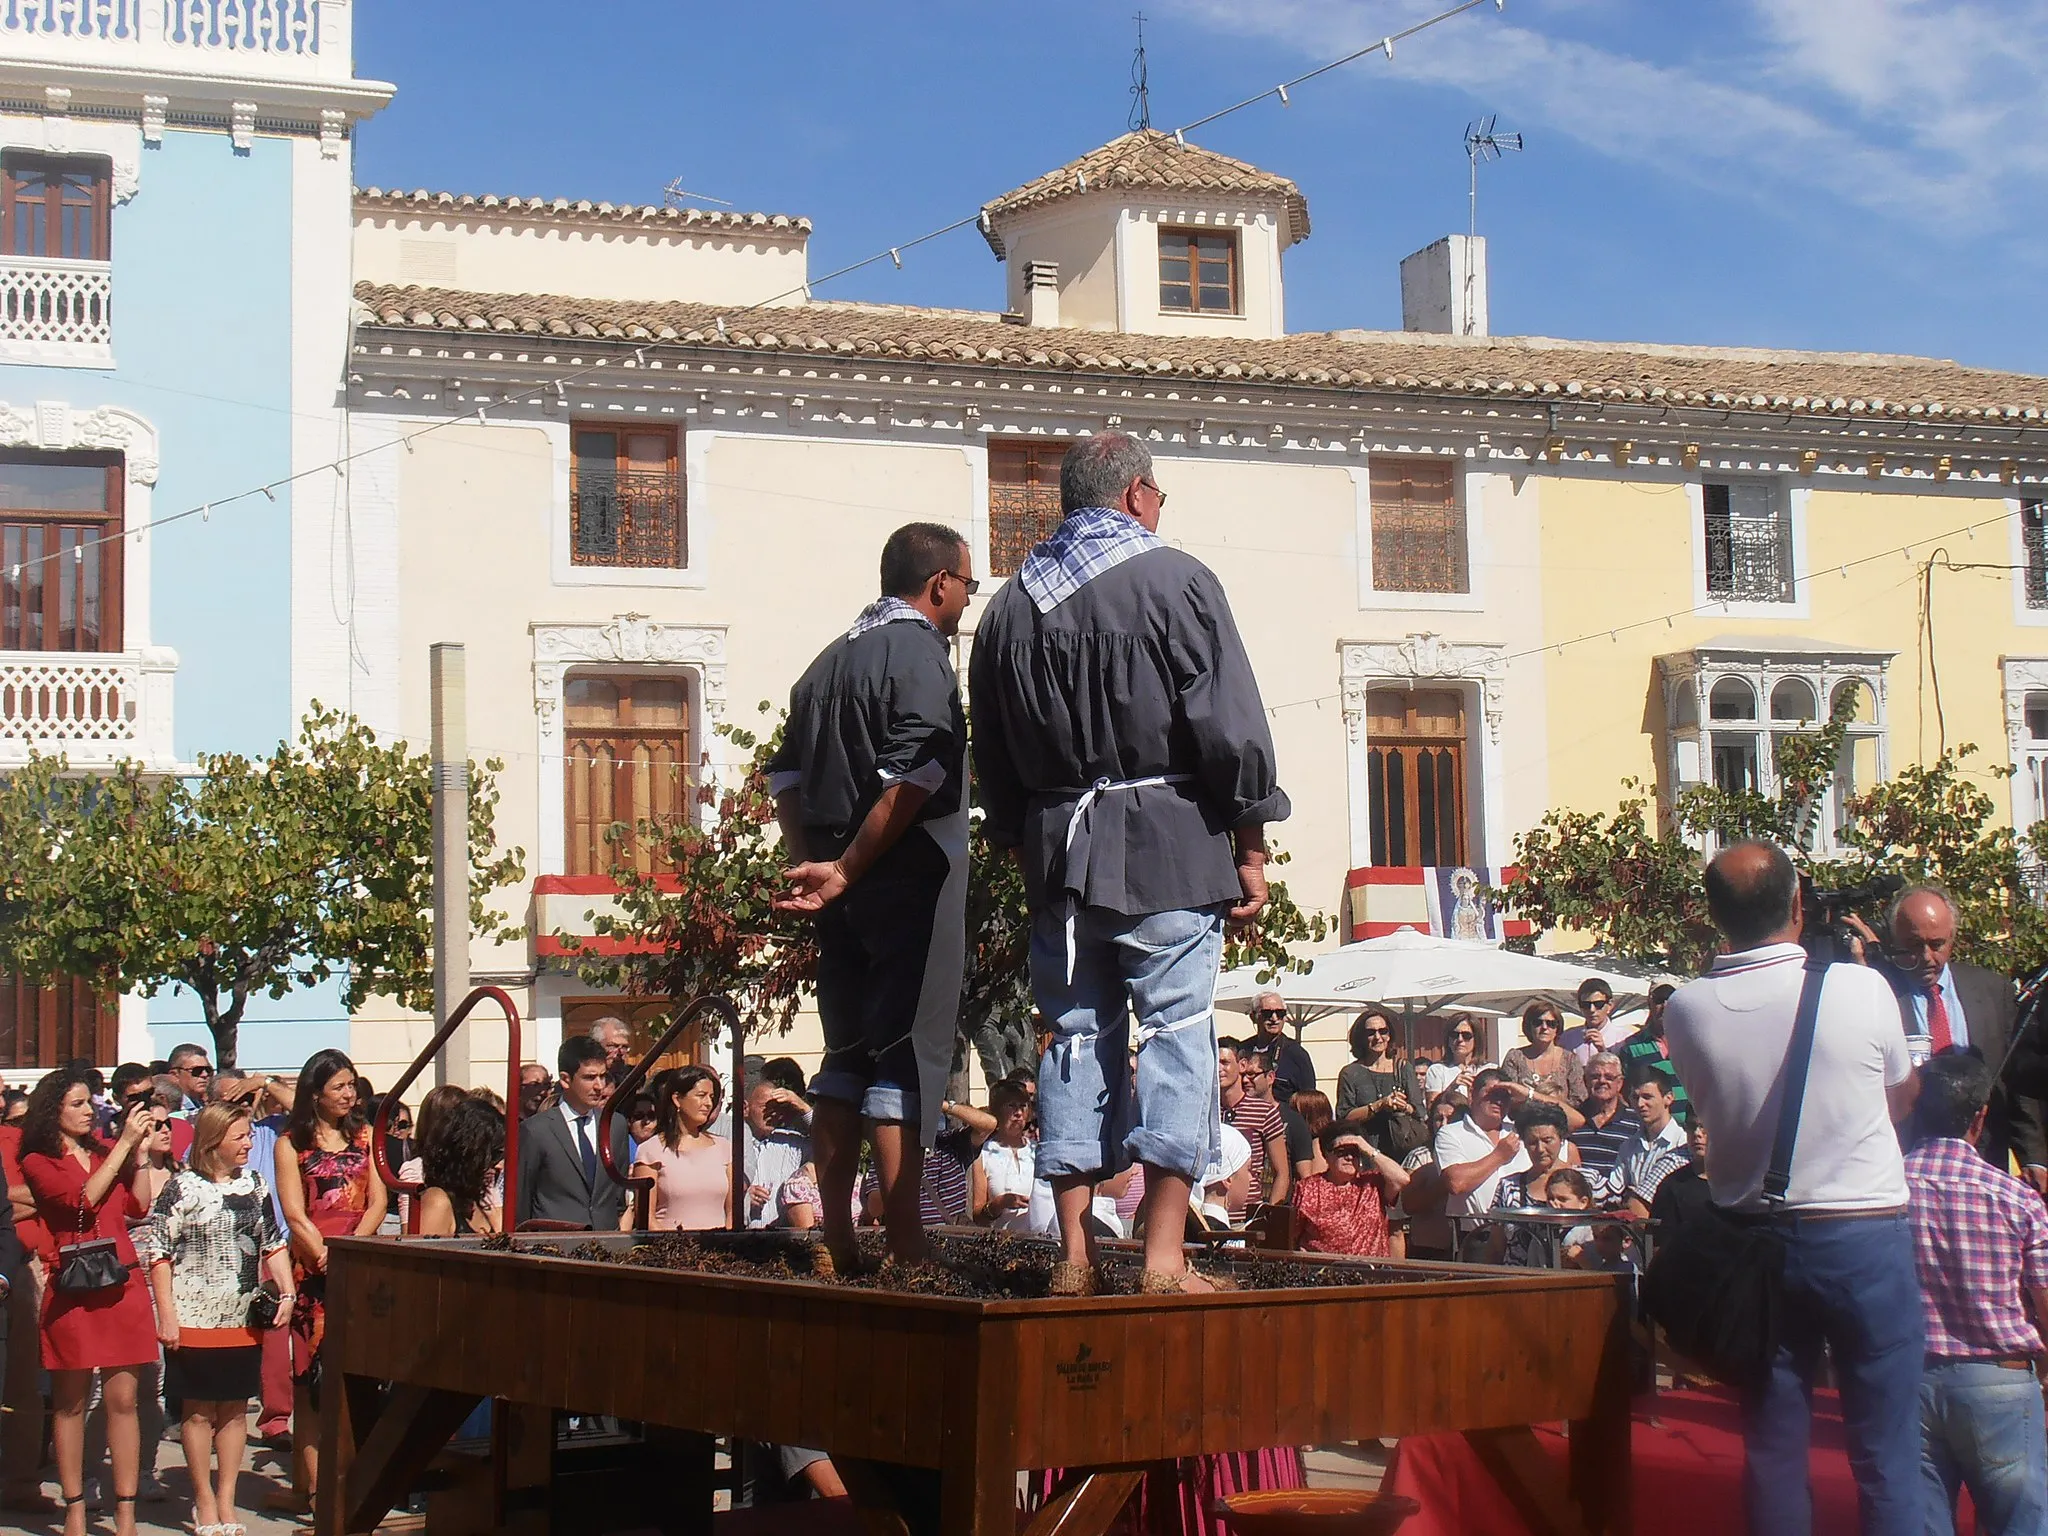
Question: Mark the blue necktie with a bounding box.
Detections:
[576,1114,598,1187]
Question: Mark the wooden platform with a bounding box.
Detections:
[316,1233,1632,1536]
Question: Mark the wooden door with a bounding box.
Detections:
[1366,688,1468,867]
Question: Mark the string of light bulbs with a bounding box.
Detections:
[1262,503,2024,719]
[4,0,1510,586]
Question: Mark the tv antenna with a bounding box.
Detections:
[1129,12,1151,132]
[662,175,733,210]
[1462,115,1521,334]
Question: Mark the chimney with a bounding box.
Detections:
[1023,258,1060,328]
[1400,235,1488,337]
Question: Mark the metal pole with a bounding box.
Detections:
[430,643,471,1086]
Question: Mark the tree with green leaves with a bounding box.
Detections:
[562,705,1329,1069]
[1502,689,2048,976]
[0,706,526,1067]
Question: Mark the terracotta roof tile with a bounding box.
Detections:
[351,281,2048,422]
[354,188,810,236]
[979,130,1308,255]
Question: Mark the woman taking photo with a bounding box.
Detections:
[1333,1008,1427,1158]
[630,1067,730,1232]
[146,1102,294,1536]
[274,1049,386,1514]
[1501,1003,1587,1111]
[1424,1015,1484,1101]
[418,1096,506,1238]
[19,1065,157,1536]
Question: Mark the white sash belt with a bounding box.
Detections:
[1060,773,1194,981]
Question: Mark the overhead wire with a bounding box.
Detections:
[5,0,1515,588]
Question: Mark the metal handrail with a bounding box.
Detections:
[596,993,744,1232]
[370,985,523,1236]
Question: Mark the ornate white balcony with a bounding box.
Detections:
[0,255,112,366]
[0,646,177,770]
[0,0,357,84]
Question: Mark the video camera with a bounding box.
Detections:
[1798,871,1905,965]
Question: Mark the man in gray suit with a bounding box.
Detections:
[1883,884,2048,1184]
[516,1035,632,1230]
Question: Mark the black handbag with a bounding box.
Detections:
[52,1197,130,1296]
[248,1282,283,1329]
[1641,954,1828,1392]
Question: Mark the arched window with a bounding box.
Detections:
[1769,678,1817,722]
[1831,679,1876,724]
[1709,678,1757,721]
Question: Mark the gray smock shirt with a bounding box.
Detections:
[969,543,1288,919]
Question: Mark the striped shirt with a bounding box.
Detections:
[1570,1105,1642,1178]
[1905,1136,2048,1359]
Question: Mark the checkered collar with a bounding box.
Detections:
[847,596,938,641]
[1017,505,1163,614]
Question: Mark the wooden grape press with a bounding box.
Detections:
[321,991,1632,1536]
[315,1232,1630,1536]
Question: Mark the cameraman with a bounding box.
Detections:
[1664,840,1921,1536]
[1869,885,2048,1192]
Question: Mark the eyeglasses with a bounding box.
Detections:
[939,569,981,596]
[389,1119,413,1136]
[1139,478,1168,507]
[1240,1065,1267,1079]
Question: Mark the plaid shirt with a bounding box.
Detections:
[846,596,937,640]
[1018,505,1162,614]
[1905,1136,2048,1359]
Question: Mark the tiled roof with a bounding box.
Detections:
[352,281,2048,424]
[979,130,1309,255]
[354,188,810,236]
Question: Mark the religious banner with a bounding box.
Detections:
[1343,865,1534,943]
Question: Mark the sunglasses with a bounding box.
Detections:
[122,1092,151,1109]
[1449,1030,1475,1041]
[184,1065,214,1077]
[1330,1147,1367,1162]
[1584,999,1612,1010]
[1530,1017,1561,1030]
[1253,1009,1287,1022]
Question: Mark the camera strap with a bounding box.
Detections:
[1762,956,1831,1207]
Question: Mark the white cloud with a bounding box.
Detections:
[1162,0,2048,233]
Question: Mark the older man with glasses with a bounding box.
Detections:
[1248,991,1317,1099]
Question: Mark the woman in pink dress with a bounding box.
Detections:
[20,1065,158,1536]
[632,1067,731,1231]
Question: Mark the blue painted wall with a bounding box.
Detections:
[0,125,348,1068]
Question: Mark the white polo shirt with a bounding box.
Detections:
[1434,1112,1531,1216]
[1664,944,1910,1213]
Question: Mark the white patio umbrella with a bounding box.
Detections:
[1216,927,1652,1070]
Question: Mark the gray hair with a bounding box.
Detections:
[1059,431,1153,514]
[1586,1051,1622,1074]
[1887,882,1959,933]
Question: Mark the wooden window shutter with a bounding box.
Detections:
[1369,456,1467,594]
[987,440,1064,577]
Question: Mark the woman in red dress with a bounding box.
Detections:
[20,1064,158,1536]
[1290,1124,1411,1258]
[272,1049,385,1515]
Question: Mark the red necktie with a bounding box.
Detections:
[1924,985,1954,1055]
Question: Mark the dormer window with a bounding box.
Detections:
[1158,228,1236,314]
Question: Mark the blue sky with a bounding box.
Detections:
[354,0,2047,374]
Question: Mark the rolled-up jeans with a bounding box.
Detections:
[1919,1357,2048,1536]
[1032,902,1227,1183]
